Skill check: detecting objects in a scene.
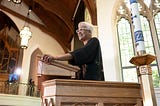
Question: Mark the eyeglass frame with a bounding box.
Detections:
[76,28,90,33]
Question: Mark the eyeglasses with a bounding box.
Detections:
[76,28,88,33]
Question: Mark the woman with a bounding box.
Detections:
[42,21,104,81]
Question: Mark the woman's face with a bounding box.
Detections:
[76,24,89,41]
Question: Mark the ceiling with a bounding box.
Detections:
[0,0,97,52]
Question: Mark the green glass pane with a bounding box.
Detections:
[152,66,160,87]
[155,13,160,47]
[122,68,138,82]
[118,18,134,67]
[140,15,157,65]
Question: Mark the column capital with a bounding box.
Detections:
[130,54,156,66]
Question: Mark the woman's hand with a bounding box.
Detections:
[41,53,72,63]
[41,54,54,64]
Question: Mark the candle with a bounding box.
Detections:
[130,0,145,54]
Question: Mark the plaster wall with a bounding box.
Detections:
[96,0,121,81]
[3,11,65,84]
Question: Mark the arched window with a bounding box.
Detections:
[140,15,159,87]
[116,0,160,87]
[155,13,160,47]
[117,18,138,82]
[140,15,155,57]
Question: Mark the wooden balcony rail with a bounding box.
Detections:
[0,80,40,97]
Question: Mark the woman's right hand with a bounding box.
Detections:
[41,54,54,64]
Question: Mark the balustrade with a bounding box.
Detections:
[0,80,40,97]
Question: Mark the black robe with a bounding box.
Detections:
[69,37,104,81]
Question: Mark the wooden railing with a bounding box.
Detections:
[0,80,40,97]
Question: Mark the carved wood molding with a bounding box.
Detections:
[43,79,140,89]
[42,79,142,106]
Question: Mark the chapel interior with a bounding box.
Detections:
[0,0,160,106]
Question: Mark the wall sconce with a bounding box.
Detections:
[19,8,32,49]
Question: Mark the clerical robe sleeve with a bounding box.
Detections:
[69,37,99,65]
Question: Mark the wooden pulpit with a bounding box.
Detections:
[37,60,80,90]
[39,61,142,106]
[42,79,143,106]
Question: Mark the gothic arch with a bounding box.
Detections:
[28,48,42,87]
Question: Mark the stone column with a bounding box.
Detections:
[18,49,28,96]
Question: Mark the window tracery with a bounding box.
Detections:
[115,0,160,87]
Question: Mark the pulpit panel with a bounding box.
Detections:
[42,79,143,106]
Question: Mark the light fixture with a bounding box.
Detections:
[19,8,32,49]
[8,0,22,4]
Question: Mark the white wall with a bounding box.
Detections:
[96,0,122,81]
[2,11,65,84]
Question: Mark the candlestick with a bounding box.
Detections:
[129,0,157,106]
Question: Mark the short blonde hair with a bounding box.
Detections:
[78,21,94,34]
